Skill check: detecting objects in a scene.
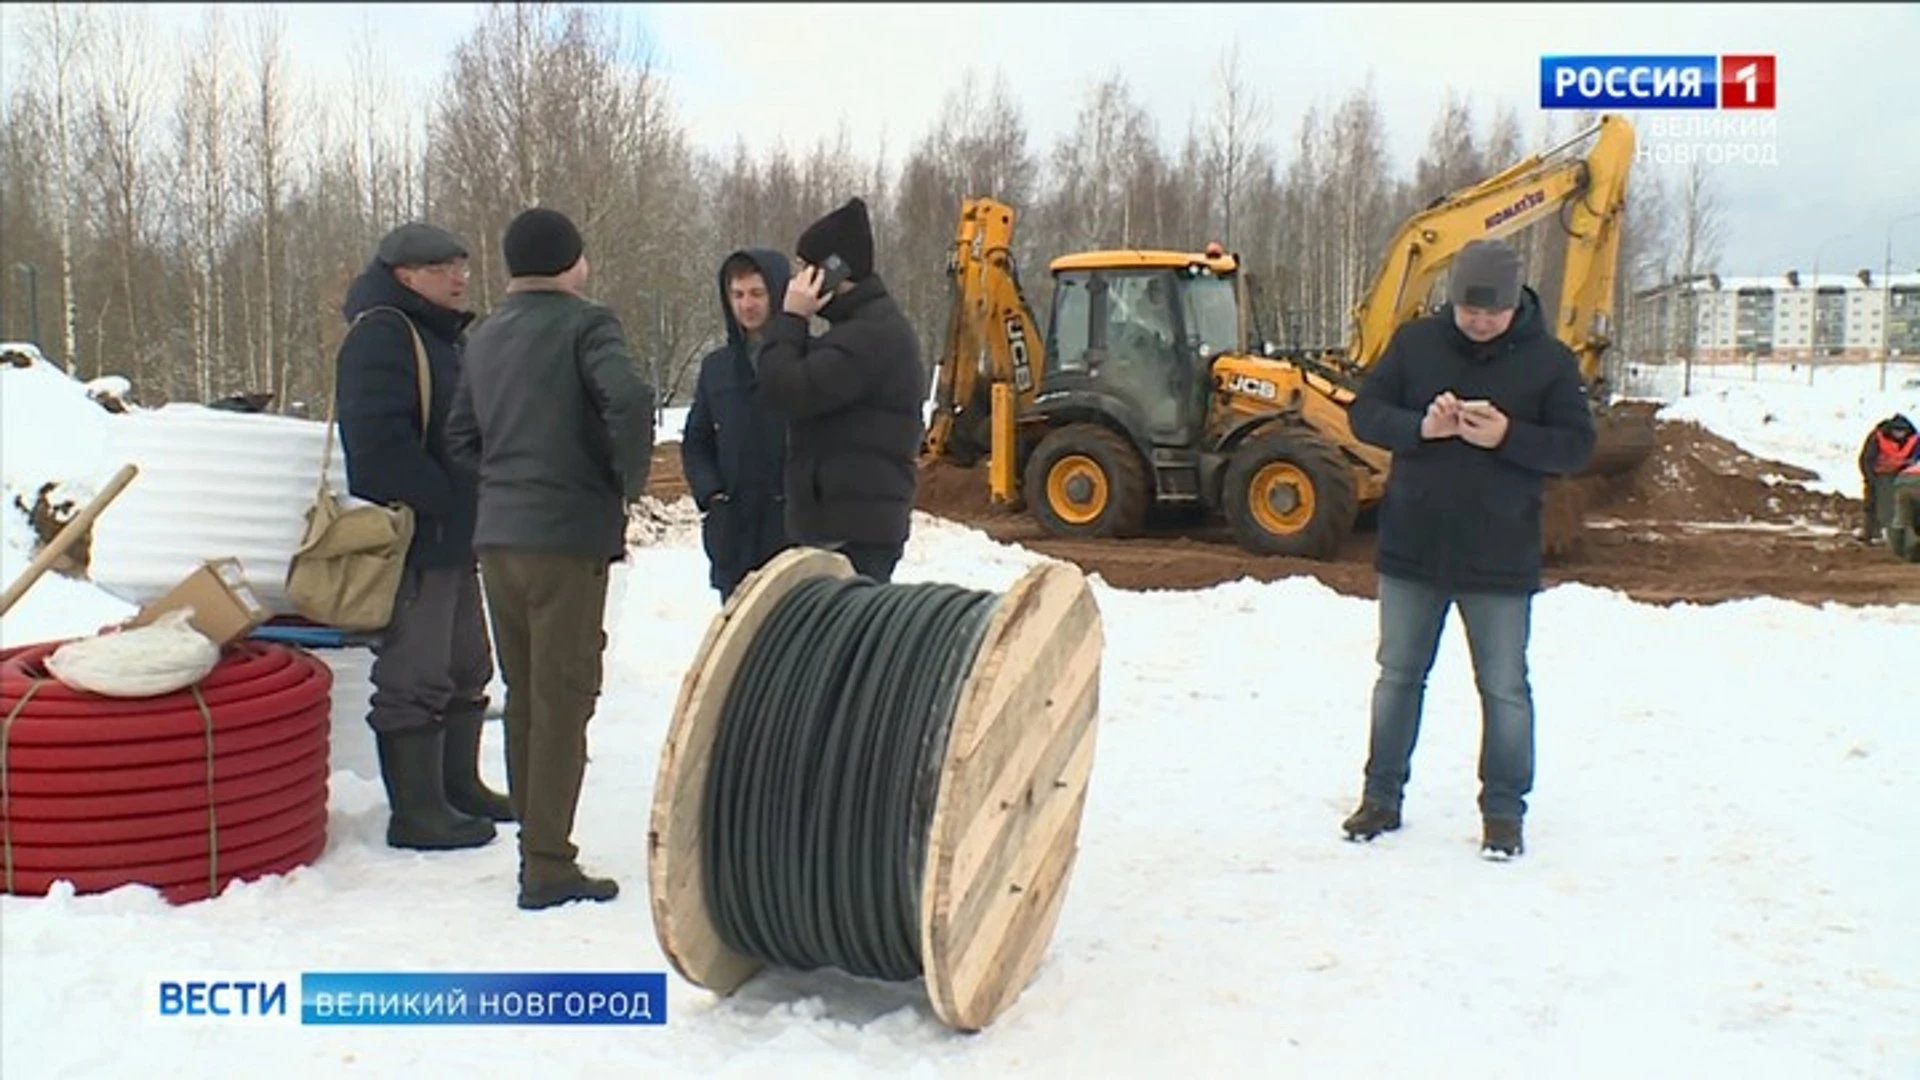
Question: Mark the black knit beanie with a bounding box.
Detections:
[503,208,585,278]
[795,198,874,282]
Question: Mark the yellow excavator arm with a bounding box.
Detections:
[922,198,1046,483]
[1339,114,1635,389]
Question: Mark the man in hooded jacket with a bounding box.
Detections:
[682,248,795,599]
[334,222,512,854]
[1338,239,1597,861]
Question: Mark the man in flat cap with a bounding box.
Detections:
[336,221,511,854]
[448,207,655,910]
[1340,238,1596,861]
[755,197,925,583]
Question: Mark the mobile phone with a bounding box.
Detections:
[816,253,851,298]
[1460,399,1493,412]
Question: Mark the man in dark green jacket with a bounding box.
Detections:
[447,207,655,910]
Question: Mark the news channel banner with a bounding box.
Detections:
[146,971,668,1026]
[1540,53,1779,168]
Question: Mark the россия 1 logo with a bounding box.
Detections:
[1539,55,1776,110]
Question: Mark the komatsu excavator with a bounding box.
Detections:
[920,113,1650,560]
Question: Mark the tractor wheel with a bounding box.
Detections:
[1023,423,1150,539]
[1223,430,1359,560]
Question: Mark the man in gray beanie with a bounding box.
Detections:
[1339,237,1596,861]
[447,206,656,909]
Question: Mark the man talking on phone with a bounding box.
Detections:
[754,197,924,583]
[1339,238,1596,860]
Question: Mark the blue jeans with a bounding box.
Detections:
[1362,574,1536,820]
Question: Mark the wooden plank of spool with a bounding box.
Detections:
[919,558,1103,1033]
[647,545,856,995]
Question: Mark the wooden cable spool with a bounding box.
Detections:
[646,545,1104,1033]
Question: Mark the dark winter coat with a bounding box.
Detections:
[334,259,478,569]
[681,248,796,596]
[446,280,656,562]
[756,273,925,547]
[1349,287,1597,595]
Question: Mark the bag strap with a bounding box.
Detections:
[318,306,433,493]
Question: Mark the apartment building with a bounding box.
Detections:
[1627,269,1920,363]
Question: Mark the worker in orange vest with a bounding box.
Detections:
[1858,412,1918,542]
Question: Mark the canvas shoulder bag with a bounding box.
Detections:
[284,306,432,631]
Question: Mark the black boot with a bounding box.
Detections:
[518,864,621,911]
[443,708,515,823]
[1341,800,1402,841]
[375,726,497,850]
[1481,816,1525,860]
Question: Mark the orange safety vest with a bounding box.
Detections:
[1873,430,1918,474]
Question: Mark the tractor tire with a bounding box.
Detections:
[1023,423,1150,539]
[1222,430,1359,560]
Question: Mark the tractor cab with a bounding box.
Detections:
[1039,245,1244,449]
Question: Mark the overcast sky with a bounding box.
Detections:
[4,2,1915,279]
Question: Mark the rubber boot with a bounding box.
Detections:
[375,726,497,851]
[443,708,515,823]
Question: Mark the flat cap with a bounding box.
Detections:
[376,222,469,267]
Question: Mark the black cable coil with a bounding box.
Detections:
[704,574,1002,982]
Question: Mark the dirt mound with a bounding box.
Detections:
[918,459,1007,520]
[1586,417,1855,527]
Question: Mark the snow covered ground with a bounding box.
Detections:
[3,351,1918,1078]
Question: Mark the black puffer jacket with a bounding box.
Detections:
[755,274,925,546]
[1349,288,1597,595]
[334,259,478,568]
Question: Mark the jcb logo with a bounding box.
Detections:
[1008,316,1032,392]
[1226,373,1278,399]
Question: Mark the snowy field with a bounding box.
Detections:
[2,351,1918,1078]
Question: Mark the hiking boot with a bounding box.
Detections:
[1481,816,1524,860]
[375,726,497,851]
[518,864,620,911]
[443,708,515,823]
[1341,800,1401,842]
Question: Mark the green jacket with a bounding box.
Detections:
[448,281,656,560]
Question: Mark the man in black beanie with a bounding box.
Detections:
[1339,237,1596,861]
[447,206,656,909]
[754,196,925,582]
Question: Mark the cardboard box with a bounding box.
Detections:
[129,558,270,646]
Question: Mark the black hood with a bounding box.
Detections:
[340,257,474,341]
[1439,284,1547,360]
[719,248,793,347]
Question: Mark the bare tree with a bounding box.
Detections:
[22,2,94,374]
[1207,43,1270,247]
[244,7,290,402]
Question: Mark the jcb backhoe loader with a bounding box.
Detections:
[921,113,1652,560]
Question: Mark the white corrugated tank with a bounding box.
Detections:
[88,404,355,614]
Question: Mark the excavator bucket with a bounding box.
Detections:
[1582,402,1659,477]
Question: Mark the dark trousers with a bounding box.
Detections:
[1362,573,1536,821]
[367,565,494,733]
[1864,473,1897,539]
[477,547,610,885]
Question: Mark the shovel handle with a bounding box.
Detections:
[0,462,139,620]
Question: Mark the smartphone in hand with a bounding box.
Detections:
[816,254,851,298]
